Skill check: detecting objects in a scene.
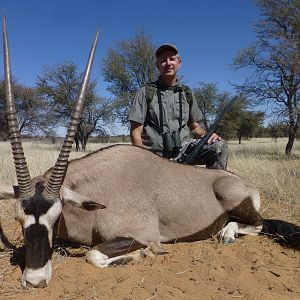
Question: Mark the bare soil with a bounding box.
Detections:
[1,203,300,300]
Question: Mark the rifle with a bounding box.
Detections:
[177,96,238,165]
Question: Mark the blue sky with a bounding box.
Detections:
[0,0,261,133]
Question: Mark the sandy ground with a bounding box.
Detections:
[1,204,300,300]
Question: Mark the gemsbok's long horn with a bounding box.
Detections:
[43,29,99,199]
[3,15,34,199]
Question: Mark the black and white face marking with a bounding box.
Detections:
[15,182,62,288]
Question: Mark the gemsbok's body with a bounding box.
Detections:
[48,143,263,247]
[1,16,299,289]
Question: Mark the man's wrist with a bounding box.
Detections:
[192,128,206,138]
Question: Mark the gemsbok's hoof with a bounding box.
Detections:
[222,237,236,244]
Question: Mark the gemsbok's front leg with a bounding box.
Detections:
[86,237,145,267]
[86,237,168,267]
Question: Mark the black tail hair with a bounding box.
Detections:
[261,219,300,247]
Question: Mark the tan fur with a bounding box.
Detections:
[47,144,261,247]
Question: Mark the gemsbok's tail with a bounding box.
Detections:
[261,219,300,246]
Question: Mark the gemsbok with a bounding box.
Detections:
[1,17,300,288]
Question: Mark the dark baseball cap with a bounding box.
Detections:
[155,44,178,58]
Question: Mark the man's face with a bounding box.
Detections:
[156,50,181,79]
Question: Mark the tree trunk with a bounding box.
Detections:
[75,133,80,152]
[285,94,299,156]
[81,137,88,152]
[285,122,298,155]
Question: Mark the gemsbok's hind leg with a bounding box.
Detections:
[220,192,263,244]
[219,222,263,244]
[213,176,263,244]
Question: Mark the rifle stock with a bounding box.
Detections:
[178,97,238,165]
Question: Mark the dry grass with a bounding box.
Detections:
[227,138,300,221]
[1,138,299,218]
[0,141,113,185]
[1,136,299,206]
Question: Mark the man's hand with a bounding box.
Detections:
[188,122,221,144]
[208,132,221,144]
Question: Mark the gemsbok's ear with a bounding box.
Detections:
[0,184,18,199]
[60,186,106,211]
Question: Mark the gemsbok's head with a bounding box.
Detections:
[2,16,99,288]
